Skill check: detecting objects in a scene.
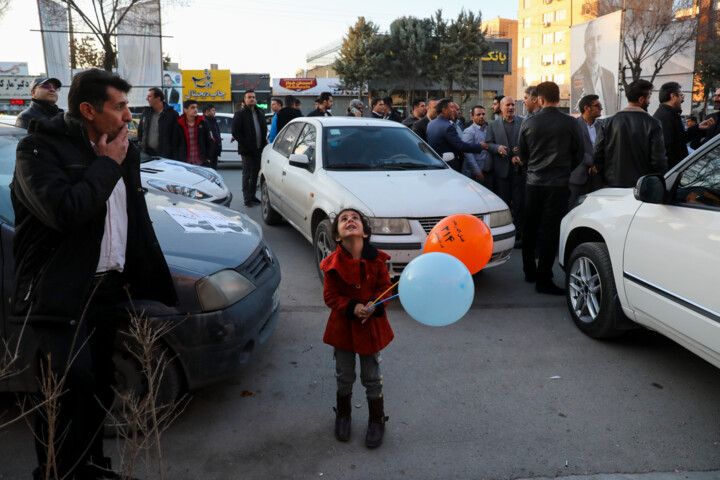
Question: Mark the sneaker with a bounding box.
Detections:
[251,197,261,205]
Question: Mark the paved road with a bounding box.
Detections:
[2,167,720,479]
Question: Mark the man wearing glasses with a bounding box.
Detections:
[569,95,603,209]
[15,77,63,129]
[653,82,714,169]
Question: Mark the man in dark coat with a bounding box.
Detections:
[383,96,402,122]
[699,87,720,146]
[570,19,617,115]
[569,94,603,209]
[203,103,222,168]
[594,79,667,188]
[426,98,485,173]
[307,91,333,117]
[402,98,426,128]
[275,94,303,133]
[15,77,63,129]
[232,89,268,206]
[11,69,177,480]
[653,82,713,169]
[137,87,179,158]
[518,81,583,295]
[411,98,438,142]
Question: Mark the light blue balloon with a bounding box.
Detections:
[398,252,474,327]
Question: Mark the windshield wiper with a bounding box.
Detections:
[326,162,370,169]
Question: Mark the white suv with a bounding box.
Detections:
[559,135,720,368]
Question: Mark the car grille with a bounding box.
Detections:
[237,245,273,284]
[416,214,485,234]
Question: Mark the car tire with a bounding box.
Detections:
[261,179,282,225]
[565,242,625,339]
[313,219,336,283]
[105,334,184,436]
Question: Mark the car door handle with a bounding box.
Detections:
[282,171,287,176]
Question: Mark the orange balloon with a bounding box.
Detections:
[423,214,493,274]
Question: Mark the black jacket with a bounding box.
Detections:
[15,99,63,130]
[10,113,177,325]
[138,102,179,158]
[173,114,213,165]
[275,106,302,134]
[231,106,267,155]
[307,108,331,117]
[204,115,222,160]
[594,107,667,188]
[412,116,431,142]
[653,103,699,169]
[518,107,584,187]
[385,108,402,123]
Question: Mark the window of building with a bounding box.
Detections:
[543,33,553,44]
[524,0,531,7]
[555,52,566,64]
[524,17,531,29]
[522,57,530,68]
[542,54,553,66]
[556,9,567,21]
[555,74,565,84]
[542,12,554,25]
[523,37,531,48]
[554,30,566,42]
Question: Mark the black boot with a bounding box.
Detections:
[365,397,388,448]
[334,393,352,442]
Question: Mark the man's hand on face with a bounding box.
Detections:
[699,117,715,130]
[96,126,129,165]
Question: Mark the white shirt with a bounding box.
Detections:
[585,119,598,146]
[96,178,128,273]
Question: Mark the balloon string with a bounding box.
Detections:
[367,294,398,310]
[371,281,399,306]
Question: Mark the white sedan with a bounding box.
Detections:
[559,134,720,368]
[260,117,515,279]
[140,156,232,206]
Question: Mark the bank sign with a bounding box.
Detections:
[181,69,231,101]
[482,39,512,75]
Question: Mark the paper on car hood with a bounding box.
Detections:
[325,169,506,217]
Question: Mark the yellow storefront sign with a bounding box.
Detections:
[181,69,231,101]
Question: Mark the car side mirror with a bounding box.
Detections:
[634,174,666,204]
[442,152,454,163]
[289,153,310,168]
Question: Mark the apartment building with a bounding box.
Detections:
[481,16,519,102]
[517,0,597,110]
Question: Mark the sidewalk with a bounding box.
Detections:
[517,471,720,480]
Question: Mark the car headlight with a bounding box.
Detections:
[196,269,256,311]
[486,209,513,228]
[369,217,411,235]
[147,179,212,199]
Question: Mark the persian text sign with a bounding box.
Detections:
[273,77,363,96]
[0,76,33,99]
[279,78,318,92]
[181,69,231,101]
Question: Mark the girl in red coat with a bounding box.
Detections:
[320,208,394,448]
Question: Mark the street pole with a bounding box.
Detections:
[478,57,484,107]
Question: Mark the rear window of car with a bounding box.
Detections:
[323,126,446,170]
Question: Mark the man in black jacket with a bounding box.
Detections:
[138,87,179,158]
[203,103,222,168]
[383,96,402,122]
[275,94,303,133]
[594,79,667,187]
[15,77,63,129]
[653,82,713,169]
[307,91,333,117]
[518,81,583,295]
[232,89,267,206]
[411,98,438,142]
[12,69,177,480]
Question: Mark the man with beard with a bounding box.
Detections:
[697,87,720,146]
[411,97,438,142]
[571,19,617,115]
[594,79,666,187]
[402,98,426,128]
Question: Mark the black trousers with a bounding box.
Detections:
[241,152,261,203]
[522,185,569,284]
[33,271,125,479]
[495,167,526,236]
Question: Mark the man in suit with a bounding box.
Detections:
[571,19,617,116]
[426,98,485,173]
[370,97,386,119]
[412,98,438,142]
[486,96,525,246]
[569,94,603,209]
[518,81,583,295]
[163,73,180,105]
[232,89,267,206]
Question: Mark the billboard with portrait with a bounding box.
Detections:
[570,11,622,116]
[163,70,183,113]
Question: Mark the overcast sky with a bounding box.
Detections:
[1,0,518,78]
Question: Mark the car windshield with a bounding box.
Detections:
[0,133,23,224]
[323,126,446,171]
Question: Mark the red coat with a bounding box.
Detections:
[321,245,394,355]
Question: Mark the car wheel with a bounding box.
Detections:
[105,335,184,435]
[261,179,282,225]
[565,242,625,339]
[313,219,336,283]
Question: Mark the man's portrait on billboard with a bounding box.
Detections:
[571,19,618,115]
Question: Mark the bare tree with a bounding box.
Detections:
[619,0,698,88]
[0,0,11,21]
